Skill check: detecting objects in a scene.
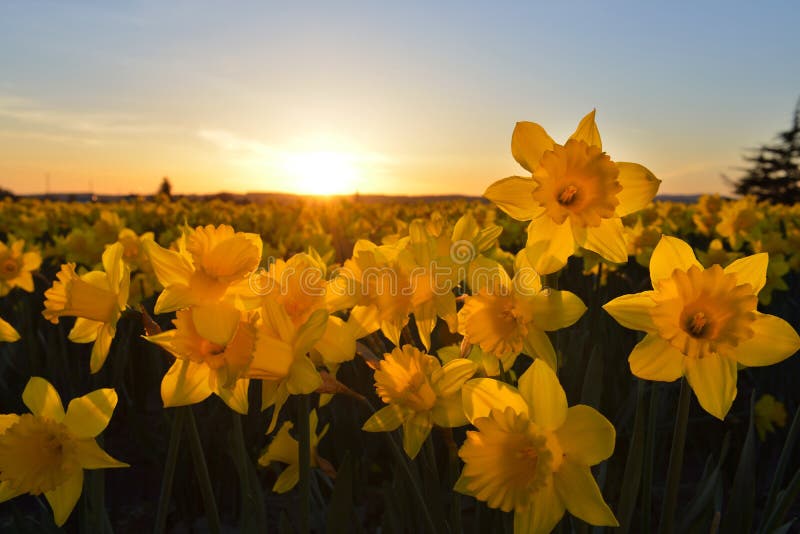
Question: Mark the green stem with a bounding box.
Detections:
[184,407,221,534]
[232,413,267,533]
[298,394,311,534]
[641,382,659,533]
[154,409,184,534]
[658,379,691,534]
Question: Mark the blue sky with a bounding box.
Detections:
[1,1,798,195]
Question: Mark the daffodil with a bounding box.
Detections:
[695,238,742,268]
[458,254,586,370]
[603,236,800,419]
[144,224,262,314]
[0,239,41,296]
[438,343,518,378]
[362,344,477,458]
[248,300,328,433]
[456,360,618,532]
[43,243,130,373]
[754,394,788,441]
[715,196,763,251]
[145,303,256,414]
[0,377,127,526]
[257,409,329,493]
[0,316,20,342]
[484,111,660,274]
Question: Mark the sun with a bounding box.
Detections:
[281,150,361,195]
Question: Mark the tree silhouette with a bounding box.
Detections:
[732,98,800,204]
[158,177,173,200]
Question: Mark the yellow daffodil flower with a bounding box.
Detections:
[715,196,763,251]
[257,409,329,493]
[484,111,660,274]
[604,236,800,419]
[695,238,742,268]
[754,394,788,441]
[144,224,262,314]
[0,316,20,342]
[456,360,618,532]
[0,377,127,526]
[438,343,518,378]
[145,303,256,414]
[43,243,130,373]
[362,345,477,458]
[248,300,328,433]
[458,254,586,370]
[0,239,41,296]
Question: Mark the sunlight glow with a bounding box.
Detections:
[280,150,361,195]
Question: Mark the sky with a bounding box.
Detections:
[1,1,799,197]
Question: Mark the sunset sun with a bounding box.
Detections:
[281,150,362,195]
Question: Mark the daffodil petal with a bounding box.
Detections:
[431,393,468,428]
[723,253,768,294]
[511,121,556,173]
[0,414,19,434]
[161,359,213,408]
[74,439,128,469]
[22,377,65,422]
[569,110,602,149]
[68,318,103,343]
[315,316,356,364]
[581,218,628,264]
[615,162,660,217]
[555,405,615,465]
[402,413,432,459]
[0,317,20,342]
[462,378,528,424]
[217,378,250,415]
[520,290,587,331]
[101,242,125,289]
[602,292,657,332]
[525,217,574,275]
[144,240,193,287]
[261,298,295,342]
[362,404,408,432]
[553,460,618,527]
[89,324,115,374]
[154,285,195,314]
[522,329,557,370]
[433,358,478,398]
[272,464,300,493]
[295,309,330,357]
[628,334,685,382]
[286,355,322,395]
[192,303,240,346]
[63,388,117,439]
[0,480,24,503]
[733,313,800,367]
[45,470,83,527]
[513,480,564,534]
[650,236,702,286]
[684,355,738,420]
[517,359,567,431]
[484,176,543,221]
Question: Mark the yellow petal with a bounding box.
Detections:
[286,355,322,395]
[345,305,380,339]
[101,242,125,289]
[144,239,193,287]
[581,218,628,264]
[272,463,300,493]
[315,316,356,364]
[0,480,24,503]
[250,333,294,380]
[555,405,615,466]
[433,358,478,398]
[522,329,557,370]
[733,313,800,367]
[723,253,768,293]
[513,481,565,534]
[161,359,213,408]
[615,163,660,217]
[22,377,65,421]
[517,359,567,431]
[45,470,83,527]
[519,290,586,331]
[0,317,20,342]
[90,324,115,374]
[484,176,544,221]
[154,285,195,314]
[525,217,575,275]
[431,393,468,428]
[0,414,20,434]
[63,388,117,439]
[74,439,129,469]
[511,121,556,173]
[402,413,432,459]
[684,355,738,420]
[68,318,102,343]
[462,378,528,424]
[553,460,618,527]
[362,404,408,432]
[294,309,329,357]
[649,236,702,286]
[191,304,240,346]
[628,334,684,382]
[261,297,294,342]
[569,110,602,149]
[602,292,657,332]
[216,378,250,415]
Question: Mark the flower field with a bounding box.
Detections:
[1,113,800,533]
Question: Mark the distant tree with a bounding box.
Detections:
[0,187,15,200]
[731,98,800,204]
[158,177,173,200]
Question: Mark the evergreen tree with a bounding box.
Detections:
[733,98,800,204]
[158,176,173,200]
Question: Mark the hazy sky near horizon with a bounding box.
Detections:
[1,1,799,196]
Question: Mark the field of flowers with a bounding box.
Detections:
[1,113,799,533]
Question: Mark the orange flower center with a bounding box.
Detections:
[0,258,19,279]
[686,311,708,338]
[558,185,579,206]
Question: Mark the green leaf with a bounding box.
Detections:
[326,452,355,533]
[720,394,757,533]
[617,380,647,533]
[761,403,800,530]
